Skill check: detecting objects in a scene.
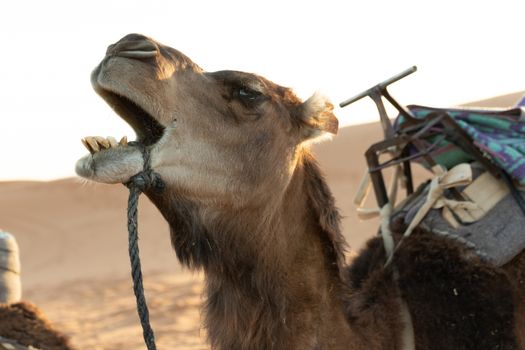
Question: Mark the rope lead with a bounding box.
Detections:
[125,143,165,350]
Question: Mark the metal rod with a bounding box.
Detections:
[369,91,395,139]
[402,159,414,196]
[365,147,390,208]
[382,88,416,122]
[339,66,417,108]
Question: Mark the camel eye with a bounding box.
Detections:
[238,87,258,99]
[234,86,263,106]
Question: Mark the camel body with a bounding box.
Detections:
[76,34,525,349]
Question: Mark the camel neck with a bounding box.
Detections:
[145,153,354,349]
[201,158,352,350]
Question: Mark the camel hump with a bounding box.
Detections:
[0,231,21,304]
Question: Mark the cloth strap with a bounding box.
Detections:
[384,163,474,267]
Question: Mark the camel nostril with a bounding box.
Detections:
[106,34,158,59]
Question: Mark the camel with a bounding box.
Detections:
[76,33,525,349]
[0,302,75,350]
[0,233,74,350]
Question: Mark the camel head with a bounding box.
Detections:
[76,33,338,208]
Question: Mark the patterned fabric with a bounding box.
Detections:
[395,105,525,185]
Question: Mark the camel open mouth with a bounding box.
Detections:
[99,89,165,147]
[81,89,166,153]
[81,33,166,154]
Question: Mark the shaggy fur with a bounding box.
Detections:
[0,302,74,350]
[504,249,525,348]
[347,230,519,349]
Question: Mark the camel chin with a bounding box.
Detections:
[75,140,145,184]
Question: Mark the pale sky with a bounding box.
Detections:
[1,0,523,181]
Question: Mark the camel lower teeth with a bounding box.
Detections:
[107,136,118,148]
[81,136,128,154]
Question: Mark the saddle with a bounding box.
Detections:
[390,161,525,266]
[341,69,525,266]
[388,105,525,266]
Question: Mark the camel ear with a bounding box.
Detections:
[297,92,339,141]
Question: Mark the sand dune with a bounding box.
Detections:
[460,90,524,108]
[0,122,428,349]
[25,273,207,350]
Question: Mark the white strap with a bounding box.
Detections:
[379,203,415,350]
[380,203,395,257]
[401,163,473,240]
[399,298,416,350]
[354,169,372,207]
[355,165,404,220]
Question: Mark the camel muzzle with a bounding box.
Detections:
[106,33,159,59]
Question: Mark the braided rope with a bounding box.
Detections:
[125,143,164,350]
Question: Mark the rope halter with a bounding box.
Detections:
[124,142,165,350]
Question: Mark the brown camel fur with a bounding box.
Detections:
[0,302,75,350]
[76,33,525,349]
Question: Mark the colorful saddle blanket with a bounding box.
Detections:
[395,104,525,185]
